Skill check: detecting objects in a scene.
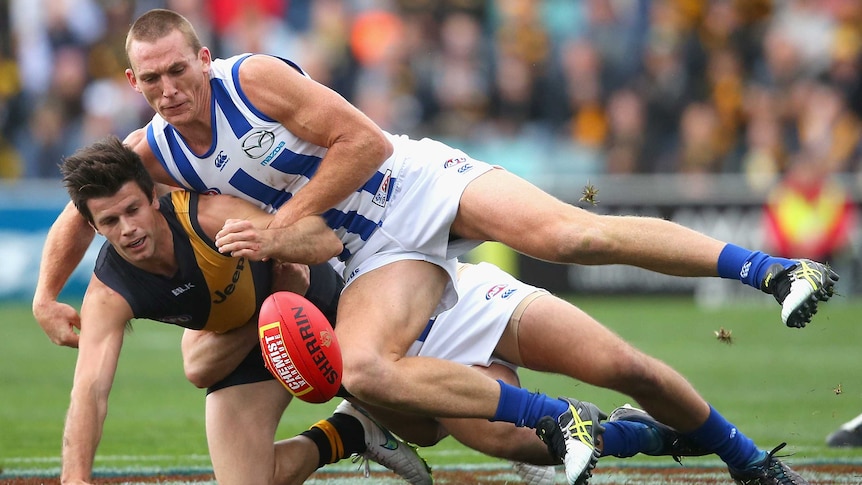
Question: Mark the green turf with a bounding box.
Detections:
[1,295,860,473]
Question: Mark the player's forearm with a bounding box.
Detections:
[34,204,94,304]
[266,217,342,264]
[61,393,105,484]
[271,133,391,229]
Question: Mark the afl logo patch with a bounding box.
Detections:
[485,284,508,300]
[243,130,276,159]
[443,157,467,168]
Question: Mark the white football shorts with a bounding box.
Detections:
[342,136,496,316]
[406,262,546,369]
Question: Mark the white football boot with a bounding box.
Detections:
[334,400,433,484]
[512,461,558,484]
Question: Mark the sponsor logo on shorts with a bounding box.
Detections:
[485,284,509,300]
[443,157,473,174]
[159,314,193,325]
[202,188,221,195]
[443,157,467,168]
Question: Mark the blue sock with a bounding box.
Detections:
[491,380,569,428]
[717,244,794,289]
[683,405,766,470]
[600,421,663,458]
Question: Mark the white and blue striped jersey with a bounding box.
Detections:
[145,53,402,264]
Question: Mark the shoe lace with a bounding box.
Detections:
[351,453,372,478]
[734,443,805,485]
[762,443,803,484]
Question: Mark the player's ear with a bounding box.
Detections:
[89,221,101,235]
[151,189,160,209]
[125,68,140,93]
[199,47,212,73]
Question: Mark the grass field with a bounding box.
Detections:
[2,294,861,483]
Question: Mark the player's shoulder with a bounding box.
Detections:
[123,128,147,149]
[123,127,156,163]
[235,53,308,85]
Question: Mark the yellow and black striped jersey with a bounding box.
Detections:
[94,191,272,333]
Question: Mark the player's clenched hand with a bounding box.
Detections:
[32,298,81,348]
[215,218,274,261]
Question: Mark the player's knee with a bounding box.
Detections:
[340,350,395,402]
[401,422,448,447]
[604,351,665,395]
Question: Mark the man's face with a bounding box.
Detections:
[88,182,163,266]
[125,30,211,127]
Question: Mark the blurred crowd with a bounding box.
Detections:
[0,0,861,186]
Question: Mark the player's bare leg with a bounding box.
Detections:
[206,380,293,485]
[335,259,503,418]
[453,169,723,275]
[498,292,710,433]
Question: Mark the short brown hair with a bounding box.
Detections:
[125,9,202,64]
[61,135,155,224]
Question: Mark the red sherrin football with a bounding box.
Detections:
[258,291,342,403]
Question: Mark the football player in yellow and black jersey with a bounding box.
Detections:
[57,136,431,485]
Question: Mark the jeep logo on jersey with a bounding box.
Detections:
[242,130,276,159]
[213,257,246,304]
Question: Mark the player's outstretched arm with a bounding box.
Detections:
[61,276,131,483]
[32,202,95,348]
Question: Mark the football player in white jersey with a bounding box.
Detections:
[35,8,837,485]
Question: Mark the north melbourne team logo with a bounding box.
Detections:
[242,130,276,159]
